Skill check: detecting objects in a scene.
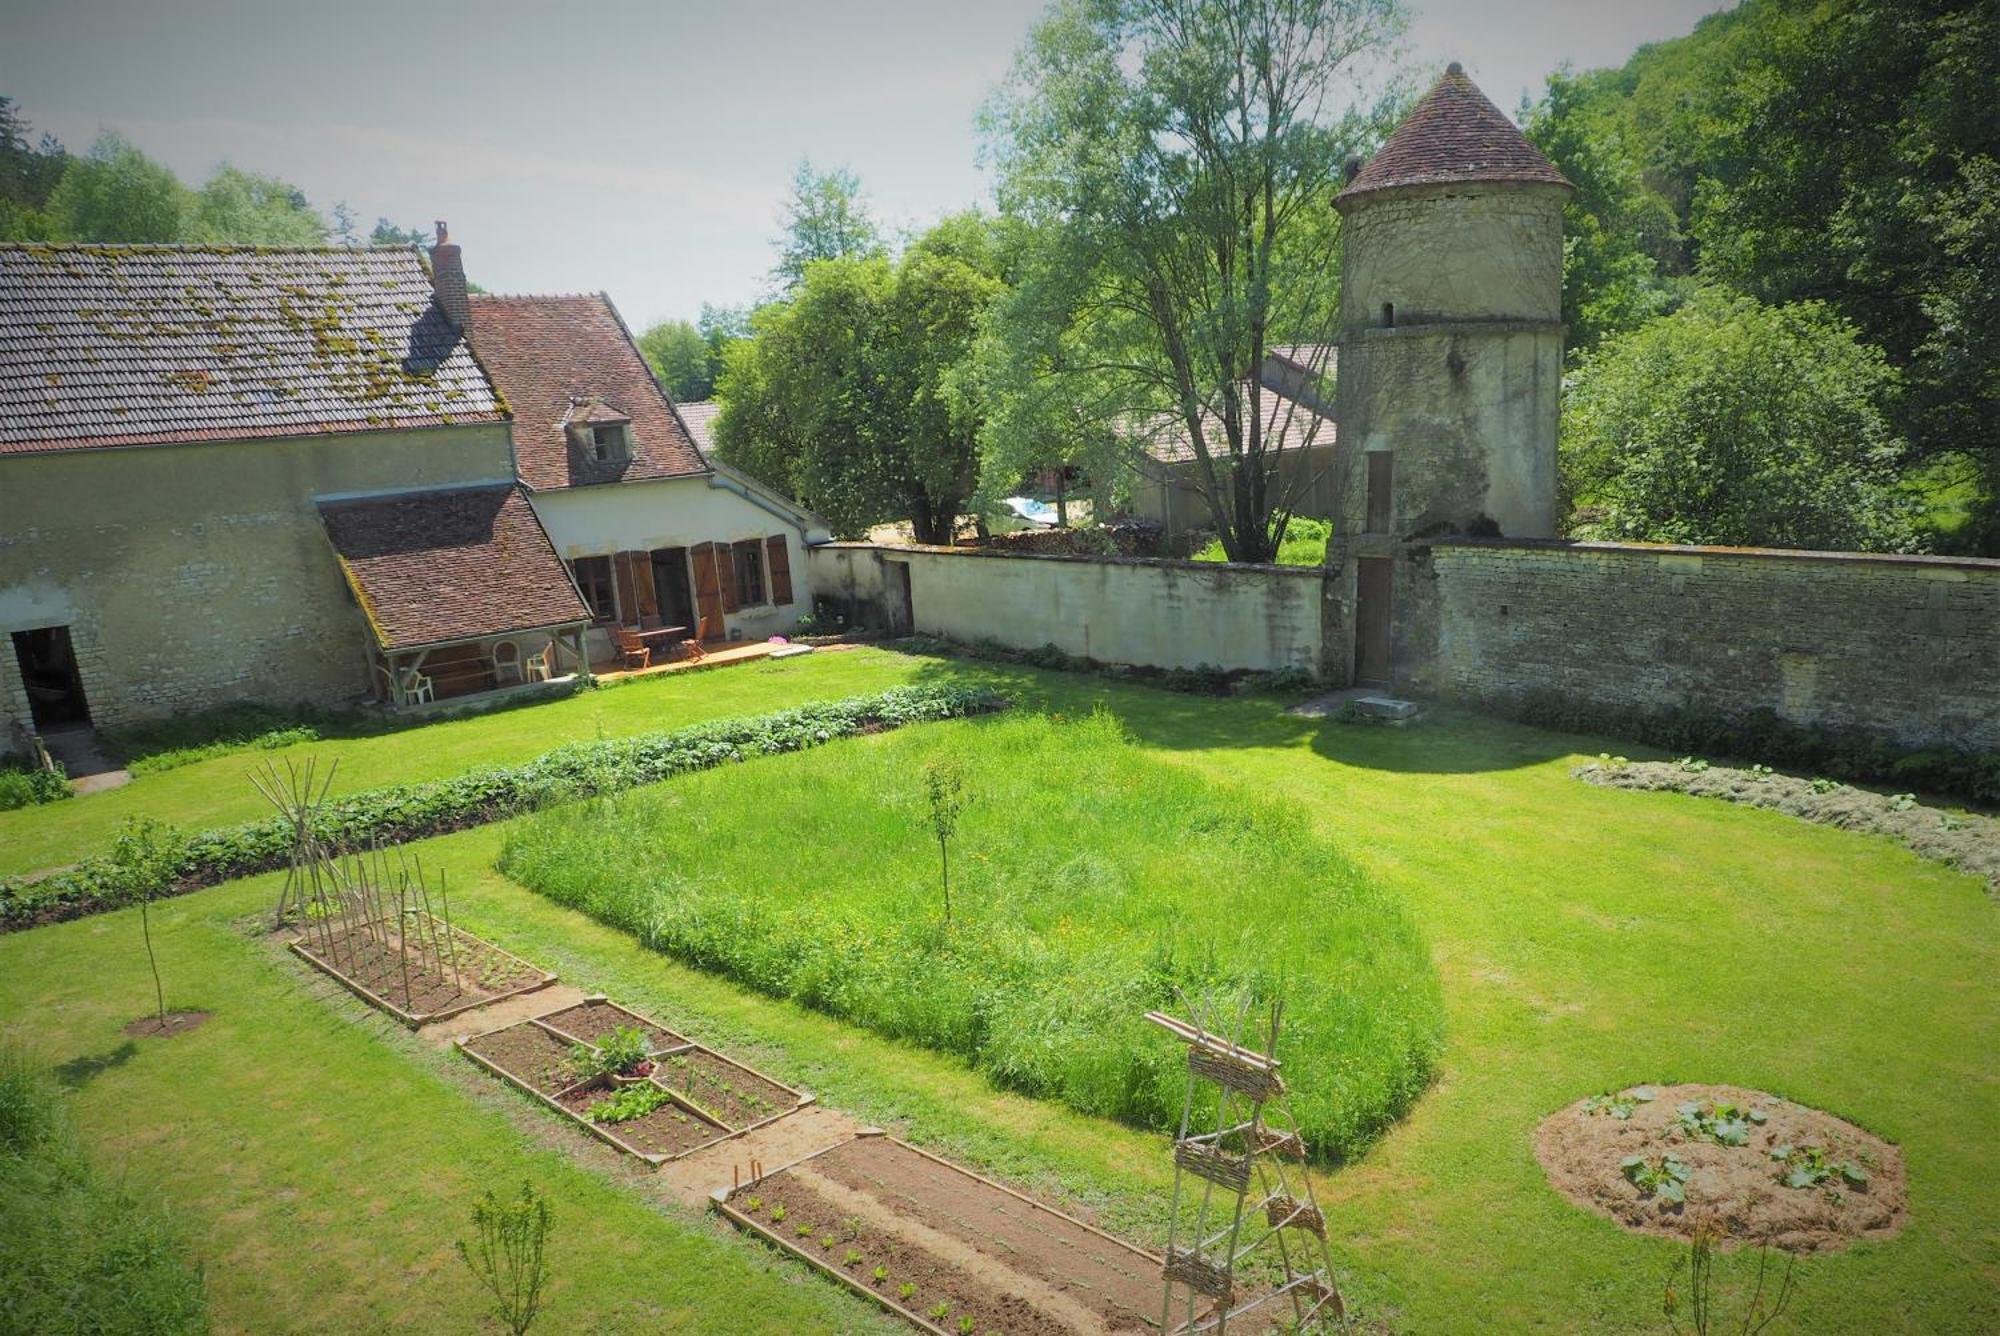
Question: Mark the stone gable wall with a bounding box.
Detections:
[1427,539,2000,750]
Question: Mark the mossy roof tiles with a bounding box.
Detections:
[1338,66,1571,203]
[0,244,504,453]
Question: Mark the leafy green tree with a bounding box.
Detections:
[717,215,1003,542]
[44,132,187,242]
[186,165,326,245]
[772,158,882,290]
[370,218,431,247]
[636,318,715,401]
[983,0,1404,562]
[1563,290,1919,552]
[0,97,68,240]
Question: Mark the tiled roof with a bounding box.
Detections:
[319,484,589,651]
[1338,65,1571,202]
[676,399,720,454]
[466,293,708,490]
[1139,385,1334,465]
[0,244,504,454]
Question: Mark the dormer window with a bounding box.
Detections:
[564,396,632,464]
[590,423,628,462]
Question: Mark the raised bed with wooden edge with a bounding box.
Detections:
[455,999,812,1166]
[290,914,555,1027]
[713,1131,1165,1334]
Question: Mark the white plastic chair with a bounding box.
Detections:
[492,640,523,685]
[524,641,554,682]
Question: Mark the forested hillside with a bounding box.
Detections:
[1524,0,1996,553]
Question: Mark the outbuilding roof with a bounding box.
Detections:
[1337,64,1571,203]
[319,484,589,651]
[466,293,708,490]
[0,244,504,454]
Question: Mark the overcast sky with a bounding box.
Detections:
[1,0,1732,329]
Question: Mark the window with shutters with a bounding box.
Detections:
[764,535,794,605]
[570,555,616,621]
[731,539,767,605]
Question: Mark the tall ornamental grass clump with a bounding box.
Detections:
[502,710,1443,1161]
[0,1047,210,1333]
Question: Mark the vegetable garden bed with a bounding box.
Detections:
[716,1132,1164,1334]
[456,997,809,1166]
[290,913,554,1026]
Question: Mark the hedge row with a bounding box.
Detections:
[0,684,1006,931]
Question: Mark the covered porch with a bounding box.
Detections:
[319,484,596,711]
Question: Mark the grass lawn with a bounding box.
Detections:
[500,709,1444,1159]
[1,651,1993,1332]
[0,649,925,877]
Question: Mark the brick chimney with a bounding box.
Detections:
[429,220,469,328]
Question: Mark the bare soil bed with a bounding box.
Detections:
[291,914,553,1024]
[538,998,686,1051]
[720,1134,1163,1334]
[124,1010,211,1038]
[1535,1083,1907,1252]
[653,1047,799,1127]
[461,1021,582,1095]
[555,1080,730,1158]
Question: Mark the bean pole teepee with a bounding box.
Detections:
[1148,998,1346,1334]
[251,758,464,1007]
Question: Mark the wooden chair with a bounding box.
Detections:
[524,641,554,682]
[613,627,651,670]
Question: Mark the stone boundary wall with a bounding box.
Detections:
[806,543,1327,675]
[1427,539,2000,751]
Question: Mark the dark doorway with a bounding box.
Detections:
[11,626,91,728]
[651,547,696,631]
[1354,558,1392,686]
[887,561,915,636]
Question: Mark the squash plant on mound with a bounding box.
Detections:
[501,710,1443,1162]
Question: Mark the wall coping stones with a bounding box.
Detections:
[810,541,1329,580]
[1430,536,2000,575]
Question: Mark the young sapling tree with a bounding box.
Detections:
[456,1180,554,1336]
[922,755,967,921]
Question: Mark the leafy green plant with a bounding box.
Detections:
[456,1181,554,1336]
[929,1302,951,1321]
[795,1222,814,1238]
[898,1282,917,1301]
[843,1248,862,1266]
[745,1195,762,1213]
[569,1026,649,1079]
[584,1084,672,1124]
[1769,1144,1868,1191]
[1809,776,1840,795]
[1621,1152,1693,1203]
[872,1265,888,1284]
[1582,1087,1655,1119]
[1676,1100,1764,1146]
[0,758,70,811]
[1747,764,1775,782]
[1664,1220,1798,1335]
[1677,756,1711,774]
[959,1316,976,1334]
[923,754,967,921]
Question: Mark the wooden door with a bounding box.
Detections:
[691,544,726,641]
[1354,556,1392,686]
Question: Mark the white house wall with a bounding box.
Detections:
[528,475,815,649]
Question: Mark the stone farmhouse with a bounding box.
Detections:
[0,230,821,748]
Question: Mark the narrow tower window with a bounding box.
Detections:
[1381,302,1395,328]
[1365,451,1394,533]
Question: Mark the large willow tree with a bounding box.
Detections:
[984,0,1402,562]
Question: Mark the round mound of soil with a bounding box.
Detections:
[124,1010,211,1038]
[1535,1083,1906,1253]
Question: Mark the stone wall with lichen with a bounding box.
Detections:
[0,424,513,732]
[1424,539,2000,750]
[1338,184,1567,327]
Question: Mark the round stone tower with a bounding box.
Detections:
[1328,63,1572,687]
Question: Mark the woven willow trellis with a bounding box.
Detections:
[1148,1002,1346,1334]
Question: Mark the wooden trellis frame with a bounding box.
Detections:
[1148,1001,1346,1335]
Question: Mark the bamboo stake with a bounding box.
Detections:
[436,864,463,992]
[396,881,414,1009]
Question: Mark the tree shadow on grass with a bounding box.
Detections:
[53,1040,139,1089]
[895,648,1582,776]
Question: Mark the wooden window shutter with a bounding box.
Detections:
[765,536,793,605]
[611,551,638,626]
[627,550,660,620]
[691,544,724,640]
[717,541,740,613]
